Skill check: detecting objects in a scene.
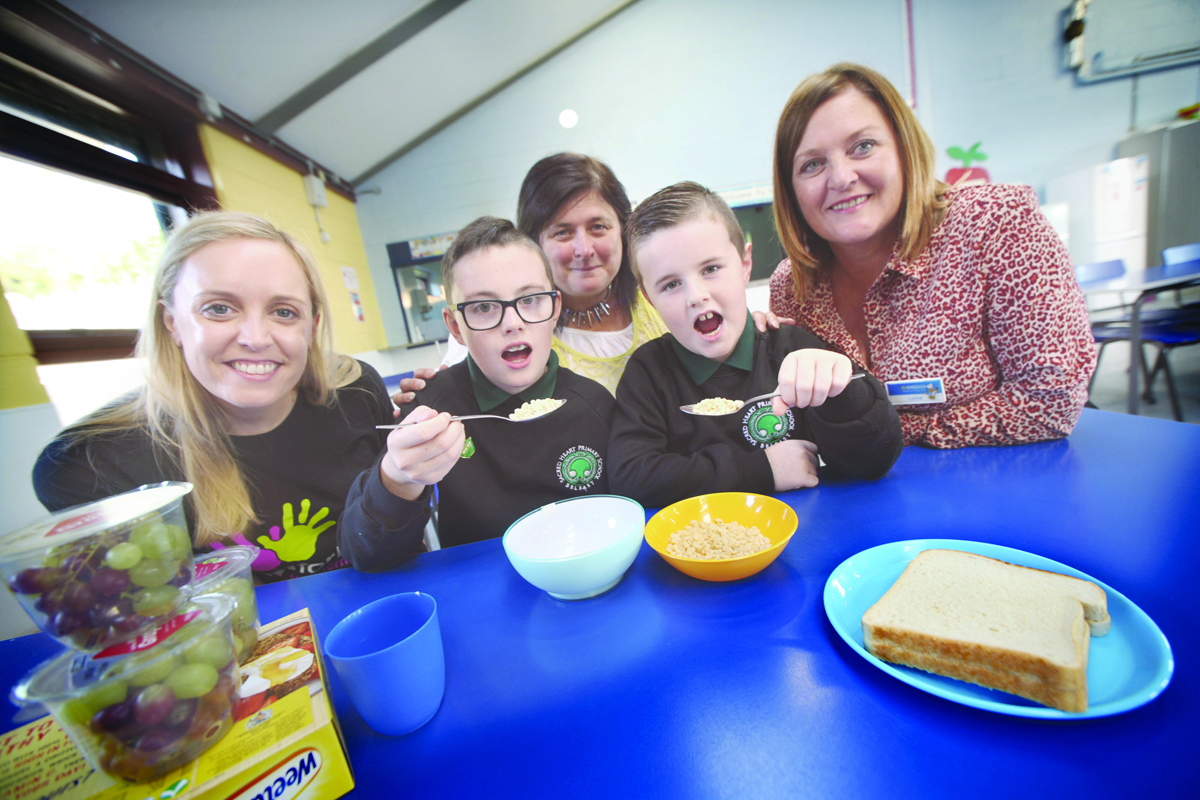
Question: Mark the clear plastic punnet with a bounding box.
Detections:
[0,482,197,651]
[193,545,260,664]
[11,594,240,783]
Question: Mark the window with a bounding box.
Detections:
[0,4,218,422]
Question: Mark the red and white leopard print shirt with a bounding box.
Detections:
[769,183,1096,449]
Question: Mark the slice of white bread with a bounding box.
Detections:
[861,549,1110,712]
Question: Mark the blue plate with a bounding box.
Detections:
[823,539,1174,719]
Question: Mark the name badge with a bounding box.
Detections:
[885,377,947,405]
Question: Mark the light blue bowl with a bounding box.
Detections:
[502,495,645,600]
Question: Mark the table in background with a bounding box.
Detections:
[2,409,1196,798]
[1079,257,1200,414]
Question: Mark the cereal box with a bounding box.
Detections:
[0,608,354,800]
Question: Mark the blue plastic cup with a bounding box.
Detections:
[323,592,444,736]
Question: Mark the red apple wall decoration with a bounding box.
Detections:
[946,142,989,186]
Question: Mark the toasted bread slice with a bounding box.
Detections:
[861,549,1110,712]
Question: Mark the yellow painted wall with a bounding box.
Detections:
[197,125,388,354]
[0,287,50,410]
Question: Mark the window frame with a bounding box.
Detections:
[0,1,353,364]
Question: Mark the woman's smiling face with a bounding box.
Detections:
[791,85,904,259]
[162,238,314,435]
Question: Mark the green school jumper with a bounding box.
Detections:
[608,315,902,508]
[339,353,615,572]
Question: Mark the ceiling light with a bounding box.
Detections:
[559,109,578,129]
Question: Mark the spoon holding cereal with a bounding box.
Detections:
[377,399,567,428]
[680,374,866,416]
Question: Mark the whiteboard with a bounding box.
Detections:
[1077,0,1200,80]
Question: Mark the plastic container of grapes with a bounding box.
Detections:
[0,482,197,651]
[193,546,259,664]
[11,593,241,783]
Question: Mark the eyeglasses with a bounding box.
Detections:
[454,291,560,331]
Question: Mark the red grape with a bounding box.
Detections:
[91,568,131,596]
[135,725,185,753]
[92,699,136,732]
[34,591,63,615]
[52,609,88,636]
[9,567,63,595]
[62,583,96,613]
[163,697,196,730]
[133,684,176,726]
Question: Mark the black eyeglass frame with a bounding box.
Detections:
[453,290,561,331]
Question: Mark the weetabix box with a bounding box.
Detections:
[0,608,354,800]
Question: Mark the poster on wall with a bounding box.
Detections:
[410,233,456,260]
[342,267,365,322]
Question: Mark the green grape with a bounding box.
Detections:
[125,655,177,687]
[231,607,254,633]
[234,629,259,663]
[62,697,95,727]
[83,680,128,712]
[129,559,171,588]
[129,522,173,559]
[104,542,144,571]
[132,585,179,615]
[164,524,193,560]
[232,579,257,608]
[185,634,233,670]
[164,662,219,699]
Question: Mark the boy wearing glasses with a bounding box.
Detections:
[340,216,615,570]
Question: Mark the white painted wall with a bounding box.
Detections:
[0,402,63,639]
[354,0,1200,347]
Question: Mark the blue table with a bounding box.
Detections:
[3,409,1197,798]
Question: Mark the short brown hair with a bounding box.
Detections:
[626,181,745,287]
[441,216,552,304]
[772,63,947,301]
[516,153,638,314]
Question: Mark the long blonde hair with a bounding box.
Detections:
[772,63,948,301]
[67,211,361,545]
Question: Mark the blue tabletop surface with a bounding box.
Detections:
[3,409,1197,799]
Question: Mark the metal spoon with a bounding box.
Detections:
[679,373,867,416]
[376,400,567,429]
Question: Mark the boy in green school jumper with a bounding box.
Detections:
[608,182,902,508]
[340,217,614,571]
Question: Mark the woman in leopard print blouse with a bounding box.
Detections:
[768,63,1095,448]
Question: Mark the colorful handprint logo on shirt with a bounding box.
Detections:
[257,498,336,563]
[210,533,281,572]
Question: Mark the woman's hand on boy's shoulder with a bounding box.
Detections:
[391,366,443,414]
[379,406,464,499]
[774,349,853,413]
[752,310,795,334]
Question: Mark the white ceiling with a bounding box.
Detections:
[59,0,637,186]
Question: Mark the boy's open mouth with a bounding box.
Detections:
[694,311,723,335]
[502,344,532,362]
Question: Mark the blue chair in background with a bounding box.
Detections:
[1162,242,1200,265]
[1078,259,1200,421]
[1162,242,1200,309]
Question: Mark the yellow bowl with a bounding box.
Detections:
[644,493,798,582]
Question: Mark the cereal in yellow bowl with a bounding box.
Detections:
[645,493,798,581]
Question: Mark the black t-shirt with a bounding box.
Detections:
[33,361,394,583]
